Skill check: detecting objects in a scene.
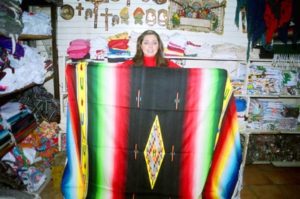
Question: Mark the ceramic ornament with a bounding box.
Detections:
[133,7,145,25]
[85,8,93,20]
[112,15,120,26]
[158,9,168,26]
[146,8,156,26]
[120,7,129,24]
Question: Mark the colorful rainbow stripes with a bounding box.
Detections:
[62,61,242,199]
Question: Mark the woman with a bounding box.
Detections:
[118,30,180,68]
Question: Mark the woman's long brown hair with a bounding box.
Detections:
[132,30,168,67]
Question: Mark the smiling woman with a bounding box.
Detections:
[118,30,180,68]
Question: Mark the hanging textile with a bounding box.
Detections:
[61,61,243,199]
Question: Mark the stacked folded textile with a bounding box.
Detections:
[107,32,131,61]
[165,33,186,57]
[0,0,23,37]
[67,39,90,60]
[21,11,52,35]
[247,99,300,131]
[0,102,37,144]
[89,36,107,60]
[0,40,47,94]
[165,33,209,57]
[0,125,14,153]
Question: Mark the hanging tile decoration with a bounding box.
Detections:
[153,0,167,4]
[133,7,145,25]
[85,8,93,20]
[146,8,156,26]
[60,4,74,20]
[112,15,120,26]
[120,7,129,24]
[158,9,168,26]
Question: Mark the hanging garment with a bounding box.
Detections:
[264,0,292,44]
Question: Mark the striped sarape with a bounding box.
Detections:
[61,61,242,199]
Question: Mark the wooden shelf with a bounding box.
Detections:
[235,94,300,98]
[0,72,53,98]
[19,34,52,40]
[241,130,300,134]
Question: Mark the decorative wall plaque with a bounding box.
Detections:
[60,4,74,20]
[167,0,226,34]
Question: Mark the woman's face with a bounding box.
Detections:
[141,34,159,57]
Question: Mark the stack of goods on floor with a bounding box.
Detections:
[107,32,131,62]
[0,102,37,155]
[0,101,62,194]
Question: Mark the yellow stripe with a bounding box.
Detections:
[215,77,234,146]
[77,61,89,197]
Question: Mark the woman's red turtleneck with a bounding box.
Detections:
[118,56,180,68]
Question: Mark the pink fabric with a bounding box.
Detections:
[67,39,90,59]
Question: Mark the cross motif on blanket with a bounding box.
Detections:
[174,91,180,110]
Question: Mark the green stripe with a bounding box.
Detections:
[201,69,227,182]
[87,62,109,199]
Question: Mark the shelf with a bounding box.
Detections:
[272,161,300,167]
[165,56,248,62]
[241,130,300,134]
[19,34,52,40]
[0,71,53,98]
[235,94,300,98]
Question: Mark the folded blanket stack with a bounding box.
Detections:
[89,36,107,60]
[107,32,131,59]
[0,0,23,37]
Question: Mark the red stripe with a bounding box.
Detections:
[66,64,81,156]
[180,69,203,198]
[112,68,131,199]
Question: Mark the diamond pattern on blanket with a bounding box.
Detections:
[144,115,165,189]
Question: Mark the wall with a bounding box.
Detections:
[56,0,247,56]
[56,0,250,126]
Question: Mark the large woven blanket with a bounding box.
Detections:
[61,61,242,199]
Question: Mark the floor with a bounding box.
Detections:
[40,155,300,199]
